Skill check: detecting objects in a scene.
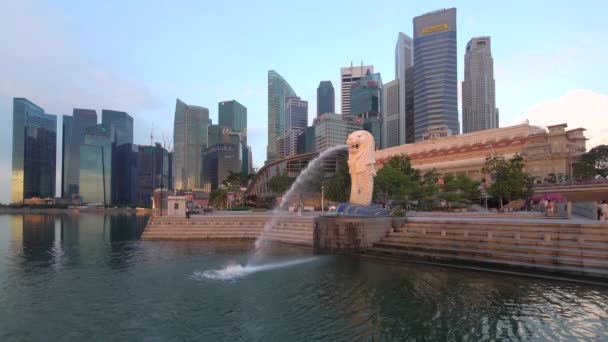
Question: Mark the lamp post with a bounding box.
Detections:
[321,184,325,213]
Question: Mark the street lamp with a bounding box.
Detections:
[321,184,325,213]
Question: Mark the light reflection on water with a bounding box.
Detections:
[0,213,606,341]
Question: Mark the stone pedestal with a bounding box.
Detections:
[313,216,401,254]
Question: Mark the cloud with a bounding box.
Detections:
[509,90,608,148]
[0,0,163,202]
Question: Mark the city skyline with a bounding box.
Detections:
[2,0,608,202]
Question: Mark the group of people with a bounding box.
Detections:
[598,200,608,223]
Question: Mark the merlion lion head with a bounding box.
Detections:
[347,130,375,174]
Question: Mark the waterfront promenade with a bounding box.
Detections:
[142,210,607,280]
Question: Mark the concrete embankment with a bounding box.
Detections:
[368,217,608,280]
[142,215,314,246]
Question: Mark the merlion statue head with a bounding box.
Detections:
[346,130,376,175]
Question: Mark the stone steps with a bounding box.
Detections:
[368,247,608,278]
[377,239,608,260]
[142,216,315,245]
[382,234,608,252]
[368,218,608,279]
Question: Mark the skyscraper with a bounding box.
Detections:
[79,124,112,205]
[11,98,57,203]
[413,8,459,140]
[316,81,335,117]
[101,109,133,147]
[173,98,209,190]
[340,64,373,115]
[219,100,249,173]
[383,80,400,148]
[395,32,414,145]
[218,100,247,135]
[101,109,136,205]
[267,70,297,163]
[62,108,97,198]
[462,36,498,133]
[350,71,383,149]
[284,96,308,157]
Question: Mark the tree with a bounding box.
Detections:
[482,154,534,209]
[267,171,295,195]
[224,171,254,188]
[438,173,481,210]
[374,155,421,206]
[573,145,608,180]
[324,157,350,203]
[209,188,228,209]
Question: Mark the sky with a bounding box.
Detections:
[1,0,608,203]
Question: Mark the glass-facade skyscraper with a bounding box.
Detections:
[11,98,57,203]
[79,124,112,205]
[218,100,247,135]
[316,81,335,117]
[395,32,414,145]
[462,36,498,133]
[350,71,383,149]
[173,98,209,190]
[413,8,459,141]
[101,110,133,147]
[267,70,297,163]
[62,108,97,198]
[101,109,136,205]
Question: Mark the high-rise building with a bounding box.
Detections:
[296,126,316,155]
[462,36,498,133]
[395,33,414,145]
[11,98,57,203]
[62,109,97,198]
[101,110,133,147]
[340,64,373,115]
[79,124,112,205]
[136,143,170,207]
[101,110,136,205]
[173,98,209,190]
[350,71,383,149]
[267,70,297,163]
[316,81,335,117]
[203,144,241,190]
[284,96,308,157]
[413,8,459,140]
[404,68,415,143]
[218,100,247,136]
[313,113,362,152]
[383,80,400,148]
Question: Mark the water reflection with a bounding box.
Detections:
[0,214,606,341]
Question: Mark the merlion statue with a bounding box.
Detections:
[347,130,376,206]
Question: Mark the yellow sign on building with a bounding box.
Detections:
[421,24,449,34]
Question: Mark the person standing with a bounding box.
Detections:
[601,200,608,223]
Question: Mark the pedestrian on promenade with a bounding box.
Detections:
[601,200,608,223]
[186,209,190,219]
[546,200,554,216]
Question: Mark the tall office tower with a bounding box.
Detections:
[62,109,97,198]
[173,98,210,190]
[413,8,459,140]
[136,143,170,207]
[101,110,133,146]
[350,71,383,149]
[395,33,414,144]
[340,64,374,115]
[284,96,308,157]
[383,80,400,148]
[11,98,57,203]
[202,144,241,190]
[404,68,415,143]
[316,81,335,117]
[79,124,112,205]
[296,126,316,155]
[313,113,362,152]
[462,36,498,133]
[218,100,247,135]
[219,100,248,173]
[101,109,135,205]
[267,70,297,163]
